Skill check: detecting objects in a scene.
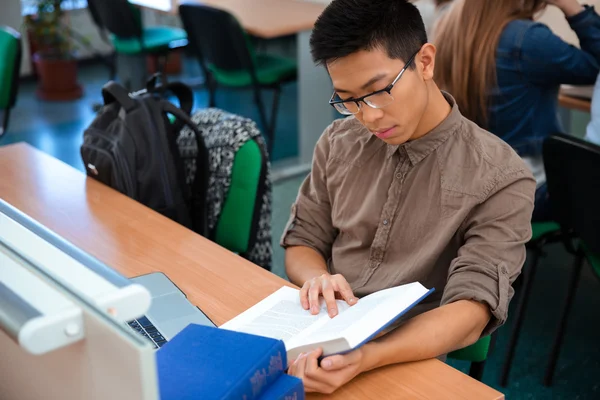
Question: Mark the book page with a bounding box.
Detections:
[293,282,431,349]
[220,286,350,345]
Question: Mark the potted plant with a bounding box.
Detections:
[23,0,83,101]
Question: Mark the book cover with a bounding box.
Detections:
[157,324,286,400]
[258,374,305,400]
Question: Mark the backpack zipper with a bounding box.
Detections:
[82,143,134,196]
[85,130,136,197]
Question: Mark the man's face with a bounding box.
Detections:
[327,47,429,145]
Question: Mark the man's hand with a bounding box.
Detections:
[287,348,366,394]
[547,0,584,17]
[300,273,357,317]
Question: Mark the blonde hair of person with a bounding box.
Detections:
[433,0,547,127]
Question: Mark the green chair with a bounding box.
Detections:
[448,335,493,381]
[542,134,600,386]
[87,0,187,90]
[214,139,267,258]
[499,220,565,386]
[0,26,21,139]
[178,2,298,157]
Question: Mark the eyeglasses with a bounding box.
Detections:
[329,50,420,116]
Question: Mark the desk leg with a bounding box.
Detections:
[116,54,148,92]
[297,30,337,165]
[558,107,571,133]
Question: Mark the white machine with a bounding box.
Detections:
[0,199,158,400]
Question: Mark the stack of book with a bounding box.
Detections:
[156,324,304,399]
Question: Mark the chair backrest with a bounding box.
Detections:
[0,25,22,110]
[86,0,143,40]
[178,3,255,74]
[447,335,492,363]
[543,134,600,256]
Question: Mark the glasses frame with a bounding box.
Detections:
[328,49,420,115]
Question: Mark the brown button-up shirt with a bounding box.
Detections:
[281,93,536,335]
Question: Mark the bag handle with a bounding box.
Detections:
[101,81,137,113]
[147,73,193,116]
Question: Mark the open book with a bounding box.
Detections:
[220,282,434,363]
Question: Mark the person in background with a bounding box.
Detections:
[282,0,535,394]
[585,72,600,145]
[434,0,600,221]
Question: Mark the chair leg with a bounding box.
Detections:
[254,90,272,151]
[469,360,486,381]
[543,249,584,386]
[500,246,542,387]
[267,85,282,157]
[207,78,217,108]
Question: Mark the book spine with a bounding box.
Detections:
[258,375,305,400]
[222,340,287,400]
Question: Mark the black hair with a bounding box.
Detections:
[310,0,427,68]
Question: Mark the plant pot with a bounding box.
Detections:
[33,54,83,101]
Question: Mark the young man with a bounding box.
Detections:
[281,0,536,394]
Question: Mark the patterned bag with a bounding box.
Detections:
[177,109,272,271]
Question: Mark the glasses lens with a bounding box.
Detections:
[364,91,395,109]
[333,101,359,115]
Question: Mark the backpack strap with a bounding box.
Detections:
[102,81,137,113]
[146,74,193,116]
[161,100,210,237]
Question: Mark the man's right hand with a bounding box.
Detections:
[300,273,357,318]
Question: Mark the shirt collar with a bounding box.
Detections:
[385,91,462,163]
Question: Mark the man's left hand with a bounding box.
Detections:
[287,347,366,394]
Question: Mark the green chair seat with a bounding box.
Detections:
[530,221,561,242]
[448,335,491,363]
[111,26,187,55]
[209,54,297,87]
[214,139,263,253]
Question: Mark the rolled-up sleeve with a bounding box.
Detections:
[441,171,536,336]
[279,126,337,261]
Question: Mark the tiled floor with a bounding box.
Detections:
[3,62,600,399]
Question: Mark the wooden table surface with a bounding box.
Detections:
[559,85,593,113]
[0,143,504,400]
[131,0,326,38]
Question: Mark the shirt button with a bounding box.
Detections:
[395,173,402,179]
[383,219,389,225]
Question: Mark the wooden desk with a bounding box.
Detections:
[131,0,326,39]
[0,143,504,400]
[559,85,593,113]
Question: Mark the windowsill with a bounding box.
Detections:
[21,0,88,16]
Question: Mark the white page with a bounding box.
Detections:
[220,286,351,345]
[291,283,430,349]
[221,283,431,358]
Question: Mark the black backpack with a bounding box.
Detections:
[80,76,209,236]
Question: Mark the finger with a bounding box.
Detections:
[321,277,338,317]
[299,282,310,310]
[289,352,307,378]
[321,350,361,371]
[332,276,358,305]
[305,348,324,376]
[308,280,322,314]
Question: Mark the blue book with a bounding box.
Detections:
[221,282,434,364]
[157,324,286,400]
[258,374,305,400]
